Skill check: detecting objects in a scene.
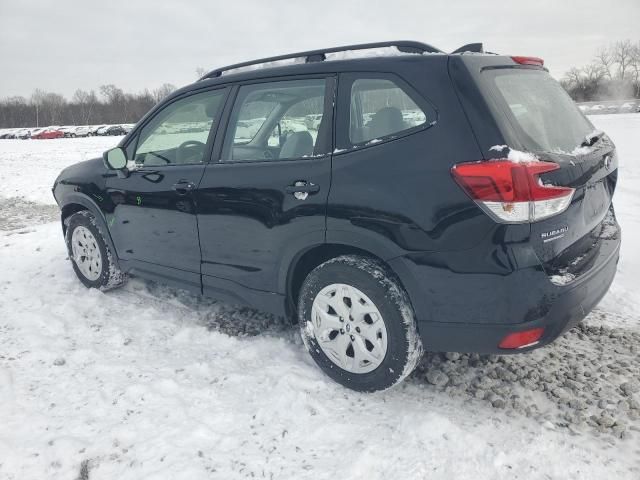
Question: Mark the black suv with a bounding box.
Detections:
[53,41,620,392]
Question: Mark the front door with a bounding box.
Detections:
[106,87,229,290]
[197,76,335,296]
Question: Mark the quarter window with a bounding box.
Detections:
[223,78,328,162]
[134,90,226,166]
[349,78,428,144]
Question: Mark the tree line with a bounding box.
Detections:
[561,39,640,102]
[2,41,639,129]
[0,83,176,129]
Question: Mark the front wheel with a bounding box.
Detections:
[298,255,423,392]
[65,211,127,290]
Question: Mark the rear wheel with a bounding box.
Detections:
[298,255,423,392]
[65,211,126,290]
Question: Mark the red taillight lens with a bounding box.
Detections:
[511,56,544,66]
[451,160,574,223]
[499,328,544,349]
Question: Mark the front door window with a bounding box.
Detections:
[134,90,226,166]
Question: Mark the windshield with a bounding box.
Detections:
[488,69,593,153]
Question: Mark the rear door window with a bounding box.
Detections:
[221,78,331,162]
[487,69,593,153]
[349,77,430,144]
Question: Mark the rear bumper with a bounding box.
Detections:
[389,235,620,354]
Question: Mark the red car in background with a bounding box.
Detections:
[32,127,64,139]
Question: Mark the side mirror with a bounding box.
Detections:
[104,147,127,170]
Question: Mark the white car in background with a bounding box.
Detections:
[619,102,635,113]
[74,126,92,137]
[15,128,33,139]
[59,126,77,138]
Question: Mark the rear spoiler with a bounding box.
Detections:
[451,43,484,54]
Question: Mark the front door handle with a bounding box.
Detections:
[172,180,196,195]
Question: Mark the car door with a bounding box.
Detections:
[105,87,229,291]
[196,76,335,301]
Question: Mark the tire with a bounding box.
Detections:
[298,255,423,392]
[64,211,127,291]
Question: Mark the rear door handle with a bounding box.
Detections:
[285,181,320,194]
[172,180,196,195]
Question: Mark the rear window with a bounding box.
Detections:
[488,69,593,153]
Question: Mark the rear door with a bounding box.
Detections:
[462,59,619,276]
[196,76,335,295]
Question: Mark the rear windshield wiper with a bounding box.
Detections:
[580,130,605,148]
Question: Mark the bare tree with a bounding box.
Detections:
[594,47,614,80]
[629,41,640,97]
[30,88,47,127]
[152,83,177,103]
[612,40,634,80]
[72,89,98,125]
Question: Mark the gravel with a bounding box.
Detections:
[412,315,640,439]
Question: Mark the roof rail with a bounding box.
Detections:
[200,41,444,80]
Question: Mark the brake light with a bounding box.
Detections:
[511,56,544,67]
[499,328,544,349]
[451,160,574,223]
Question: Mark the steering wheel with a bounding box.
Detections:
[176,140,206,164]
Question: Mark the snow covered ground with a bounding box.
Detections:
[0,115,639,479]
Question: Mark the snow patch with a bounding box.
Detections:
[489,145,538,163]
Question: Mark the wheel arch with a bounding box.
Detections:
[284,242,413,323]
[59,193,121,268]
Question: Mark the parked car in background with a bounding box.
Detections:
[88,125,105,136]
[73,126,91,137]
[16,128,32,139]
[0,129,18,139]
[105,125,127,136]
[59,126,77,138]
[32,127,64,139]
[618,102,635,113]
[122,124,135,133]
[96,125,111,136]
[0,128,22,139]
[305,114,323,130]
[27,128,45,138]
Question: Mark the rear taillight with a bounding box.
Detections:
[511,56,544,66]
[451,160,574,223]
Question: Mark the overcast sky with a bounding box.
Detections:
[1,0,638,99]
